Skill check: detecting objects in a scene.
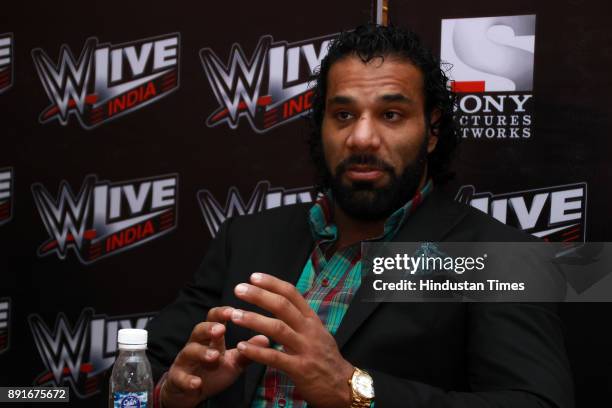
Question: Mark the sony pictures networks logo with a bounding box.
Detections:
[441,15,536,140]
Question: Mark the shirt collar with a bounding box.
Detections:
[308,179,434,243]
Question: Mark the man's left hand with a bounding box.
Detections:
[229,272,354,408]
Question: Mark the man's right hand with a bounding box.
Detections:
[161,306,269,408]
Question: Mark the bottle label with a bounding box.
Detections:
[113,392,148,408]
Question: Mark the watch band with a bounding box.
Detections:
[349,394,372,408]
[348,367,374,408]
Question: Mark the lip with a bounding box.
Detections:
[345,166,385,181]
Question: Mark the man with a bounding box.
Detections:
[146,25,573,408]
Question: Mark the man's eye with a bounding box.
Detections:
[383,111,401,121]
[335,111,353,121]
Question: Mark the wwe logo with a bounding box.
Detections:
[32,39,95,125]
[200,34,334,133]
[32,177,93,259]
[201,37,270,129]
[29,311,90,388]
[198,181,314,237]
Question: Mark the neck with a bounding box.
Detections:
[333,171,428,250]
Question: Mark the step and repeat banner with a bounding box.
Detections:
[1,0,611,406]
[0,1,372,406]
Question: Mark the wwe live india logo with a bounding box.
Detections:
[32,33,180,129]
[0,33,14,93]
[441,15,535,139]
[32,174,178,264]
[198,181,315,237]
[29,309,154,398]
[456,183,587,242]
[0,168,13,225]
[200,33,334,133]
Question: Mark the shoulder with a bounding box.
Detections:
[214,203,314,261]
[225,202,312,237]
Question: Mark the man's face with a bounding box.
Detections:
[321,55,438,220]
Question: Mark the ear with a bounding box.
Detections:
[427,109,441,154]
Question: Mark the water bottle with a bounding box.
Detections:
[109,328,154,408]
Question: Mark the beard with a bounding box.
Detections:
[326,140,428,221]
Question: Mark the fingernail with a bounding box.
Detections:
[251,273,263,282]
[211,324,223,335]
[190,378,200,388]
[237,342,247,351]
[232,309,244,321]
[235,284,248,295]
[206,349,217,358]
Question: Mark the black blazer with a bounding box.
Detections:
[146,190,573,408]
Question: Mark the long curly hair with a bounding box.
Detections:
[308,24,459,190]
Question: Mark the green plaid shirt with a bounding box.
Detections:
[251,180,433,408]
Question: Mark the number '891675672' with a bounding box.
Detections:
[1,387,69,402]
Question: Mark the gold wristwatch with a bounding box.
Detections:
[348,367,375,408]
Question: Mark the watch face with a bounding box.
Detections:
[354,373,375,398]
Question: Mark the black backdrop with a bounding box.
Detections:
[1,0,611,406]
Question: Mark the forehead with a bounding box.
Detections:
[326,55,425,103]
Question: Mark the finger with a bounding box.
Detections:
[234,335,270,368]
[230,308,301,351]
[165,367,202,395]
[234,283,304,330]
[207,306,234,323]
[236,340,295,375]
[250,272,315,317]
[175,341,221,370]
[206,306,233,352]
[189,321,226,350]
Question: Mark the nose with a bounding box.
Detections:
[346,114,381,152]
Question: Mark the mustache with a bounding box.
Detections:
[335,154,395,175]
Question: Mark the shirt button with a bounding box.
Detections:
[322,278,330,287]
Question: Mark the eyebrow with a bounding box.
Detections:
[327,95,354,105]
[380,93,415,104]
[326,93,415,105]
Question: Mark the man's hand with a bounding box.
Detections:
[230,273,355,408]
[161,306,270,408]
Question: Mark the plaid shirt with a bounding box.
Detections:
[251,180,433,408]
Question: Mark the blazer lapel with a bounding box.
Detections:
[333,191,469,349]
